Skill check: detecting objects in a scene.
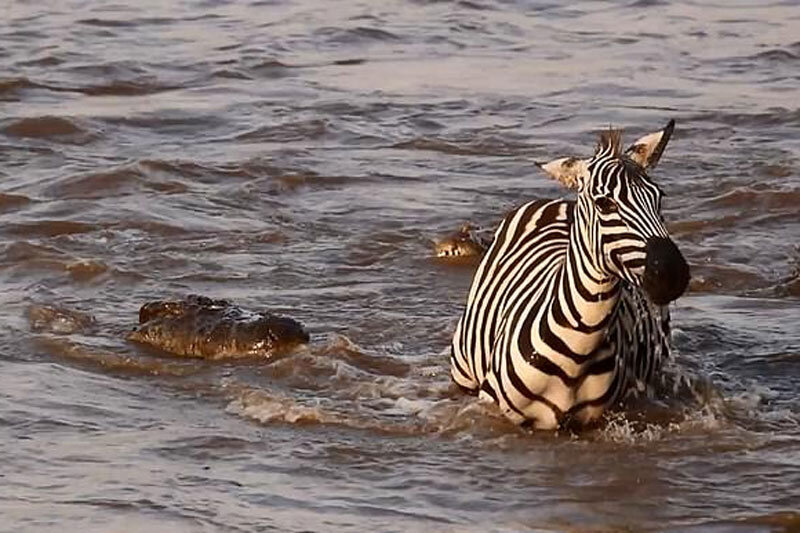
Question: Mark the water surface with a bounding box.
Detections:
[1,1,799,531]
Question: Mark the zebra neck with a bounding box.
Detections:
[551,216,620,349]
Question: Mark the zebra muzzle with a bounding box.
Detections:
[642,237,690,305]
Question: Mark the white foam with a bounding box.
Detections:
[226,389,333,425]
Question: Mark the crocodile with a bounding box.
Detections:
[433,223,493,259]
[28,294,309,360]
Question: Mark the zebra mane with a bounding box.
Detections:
[596,128,623,157]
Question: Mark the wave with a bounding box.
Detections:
[56,61,181,96]
[314,26,401,45]
[27,304,98,335]
[702,187,800,210]
[139,157,356,196]
[391,136,531,156]
[0,76,177,100]
[43,167,148,200]
[749,48,800,63]
[0,193,34,212]
[1,242,114,282]
[1,116,97,143]
[77,80,180,97]
[40,157,311,201]
[77,17,174,28]
[688,263,770,294]
[0,76,45,100]
[235,119,330,143]
[691,512,800,533]
[690,108,800,128]
[223,380,515,438]
[3,219,99,238]
[30,336,202,378]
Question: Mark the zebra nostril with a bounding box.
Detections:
[643,237,690,305]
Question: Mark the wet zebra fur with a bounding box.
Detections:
[450,120,690,430]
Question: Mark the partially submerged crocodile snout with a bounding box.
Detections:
[433,224,492,259]
[127,294,309,359]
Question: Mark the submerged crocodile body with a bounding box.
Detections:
[127,295,310,359]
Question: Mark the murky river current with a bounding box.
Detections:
[2,1,799,531]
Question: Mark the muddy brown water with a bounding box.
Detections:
[2,1,800,532]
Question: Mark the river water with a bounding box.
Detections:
[1,1,799,531]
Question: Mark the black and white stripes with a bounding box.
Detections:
[450,121,689,429]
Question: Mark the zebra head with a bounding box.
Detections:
[537,120,690,305]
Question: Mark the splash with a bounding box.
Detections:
[225,386,342,426]
[27,304,98,335]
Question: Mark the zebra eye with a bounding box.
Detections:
[595,197,618,214]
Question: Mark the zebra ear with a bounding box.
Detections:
[536,157,589,190]
[625,119,675,169]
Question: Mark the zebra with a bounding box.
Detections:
[449,120,690,430]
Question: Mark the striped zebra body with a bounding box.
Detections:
[449,121,688,430]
